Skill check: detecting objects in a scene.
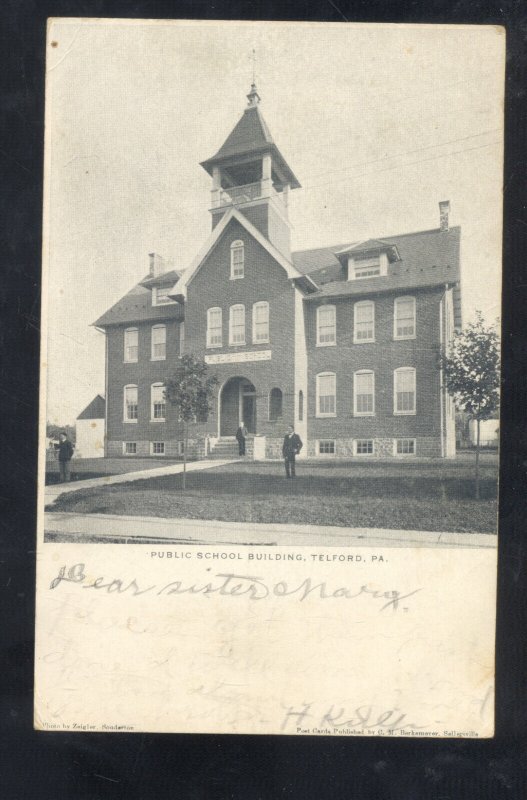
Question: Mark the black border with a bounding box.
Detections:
[1,2,526,798]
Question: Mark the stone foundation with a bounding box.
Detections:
[265,437,283,460]
[306,436,444,458]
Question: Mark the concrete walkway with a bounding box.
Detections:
[44,459,239,506]
[44,511,496,549]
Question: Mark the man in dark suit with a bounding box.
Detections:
[236,422,248,456]
[56,431,74,482]
[282,425,302,478]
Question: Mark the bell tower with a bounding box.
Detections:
[200,85,300,259]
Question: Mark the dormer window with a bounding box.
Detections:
[353,253,381,279]
[338,240,399,282]
[152,286,176,306]
[230,240,245,279]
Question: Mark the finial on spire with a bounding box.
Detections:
[246,49,260,106]
[246,82,260,107]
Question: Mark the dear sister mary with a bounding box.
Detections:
[49,563,421,612]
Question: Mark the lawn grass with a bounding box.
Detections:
[50,457,498,533]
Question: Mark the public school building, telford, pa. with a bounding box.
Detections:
[94,85,460,461]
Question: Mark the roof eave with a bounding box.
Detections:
[303,277,461,301]
[200,144,301,190]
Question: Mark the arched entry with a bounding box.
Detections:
[219,377,257,437]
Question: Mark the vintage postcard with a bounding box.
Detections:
[35,19,503,736]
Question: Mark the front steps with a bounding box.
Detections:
[208,436,250,459]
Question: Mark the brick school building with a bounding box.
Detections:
[94,84,460,461]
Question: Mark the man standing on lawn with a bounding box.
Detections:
[56,432,74,482]
[236,421,248,456]
[282,425,302,478]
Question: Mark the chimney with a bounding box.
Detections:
[149,252,166,278]
[439,201,450,232]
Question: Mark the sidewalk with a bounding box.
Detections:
[44,458,239,506]
[43,511,497,549]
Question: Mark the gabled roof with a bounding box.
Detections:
[299,226,462,328]
[93,281,184,328]
[200,104,301,189]
[77,394,105,420]
[168,207,318,300]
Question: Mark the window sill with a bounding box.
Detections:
[123,359,138,364]
[206,343,223,349]
[228,342,247,347]
[353,339,375,345]
[150,419,166,423]
[230,275,244,281]
[393,411,417,416]
[150,356,166,362]
[123,419,138,424]
[353,412,375,417]
[253,339,270,345]
[394,335,416,341]
[316,413,337,418]
[316,341,336,348]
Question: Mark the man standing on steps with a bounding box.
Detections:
[282,425,302,478]
[236,421,248,456]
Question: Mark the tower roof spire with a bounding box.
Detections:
[246,82,260,107]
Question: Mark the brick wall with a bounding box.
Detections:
[183,216,297,441]
[305,287,445,453]
[105,318,185,455]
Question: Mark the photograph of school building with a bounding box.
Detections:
[94,83,461,463]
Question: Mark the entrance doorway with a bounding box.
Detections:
[219,377,256,436]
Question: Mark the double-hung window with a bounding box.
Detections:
[394,297,416,339]
[151,324,166,360]
[353,254,380,279]
[124,385,138,422]
[316,305,336,346]
[394,367,416,414]
[230,240,244,279]
[229,304,245,345]
[207,307,222,347]
[354,370,375,416]
[252,301,269,343]
[354,301,375,343]
[151,383,166,421]
[124,328,138,362]
[316,372,336,417]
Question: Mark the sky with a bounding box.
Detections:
[43,20,505,425]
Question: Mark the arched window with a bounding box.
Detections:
[151,324,166,360]
[123,385,138,422]
[354,301,375,343]
[316,305,336,346]
[252,301,269,343]
[316,372,336,417]
[151,383,166,421]
[230,240,245,279]
[298,390,304,422]
[206,307,222,347]
[229,304,246,345]
[269,388,283,421]
[354,370,375,416]
[124,328,138,363]
[394,367,416,414]
[394,296,416,340]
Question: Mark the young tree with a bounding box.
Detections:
[441,311,500,498]
[164,355,218,489]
